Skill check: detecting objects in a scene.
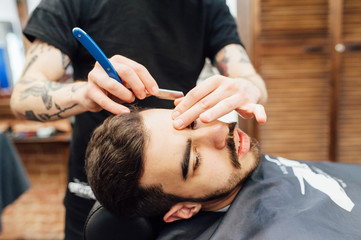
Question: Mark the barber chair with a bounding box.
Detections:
[84,201,225,240]
[83,201,162,240]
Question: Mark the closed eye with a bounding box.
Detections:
[194,149,201,172]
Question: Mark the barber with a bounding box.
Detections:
[10,0,267,239]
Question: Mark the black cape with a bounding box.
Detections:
[158,154,361,240]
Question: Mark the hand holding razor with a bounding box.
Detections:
[72,27,184,100]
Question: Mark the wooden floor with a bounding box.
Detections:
[0,141,68,240]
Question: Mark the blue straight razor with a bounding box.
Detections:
[72,27,184,100]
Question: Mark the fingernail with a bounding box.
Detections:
[174,118,184,128]
[122,108,130,114]
[172,111,180,119]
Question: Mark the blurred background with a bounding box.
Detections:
[0,0,360,239]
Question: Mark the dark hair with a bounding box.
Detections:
[85,110,187,217]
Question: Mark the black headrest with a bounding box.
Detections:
[83,201,158,240]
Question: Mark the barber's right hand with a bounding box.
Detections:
[81,55,159,114]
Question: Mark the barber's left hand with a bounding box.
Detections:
[171,75,267,129]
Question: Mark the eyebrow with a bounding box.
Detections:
[181,139,192,180]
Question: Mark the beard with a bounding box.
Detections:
[186,123,262,203]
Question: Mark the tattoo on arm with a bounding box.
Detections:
[28,41,50,55]
[217,48,229,76]
[25,41,71,76]
[71,84,83,93]
[19,41,77,121]
[29,42,40,54]
[23,55,38,76]
[24,103,78,122]
[24,110,41,121]
[20,81,63,110]
[238,47,251,64]
[39,103,78,121]
[219,57,229,76]
[216,45,252,77]
[19,80,80,121]
[18,77,37,85]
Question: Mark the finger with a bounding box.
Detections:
[174,97,185,106]
[173,87,234,129]
[172,77,219,119]
[111,55,159,95]
[252,104,267,123]
[87,86,130,114]
[115,66,145,99]
[93,73,136,103]
[111,62,147,99]
[173,102,207,129]
[237,104,256,119]
[198,95,241,123]
[236,104,267,123]
[89,62,135,103]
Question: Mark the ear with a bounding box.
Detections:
[163,202,202,223]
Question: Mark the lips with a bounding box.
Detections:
[234,128,250,159]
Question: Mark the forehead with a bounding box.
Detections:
[139,109,187,186]
[140,109,185,153]
[140,109,174,133]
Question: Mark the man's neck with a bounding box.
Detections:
[201,184,242,212]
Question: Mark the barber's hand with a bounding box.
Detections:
[80,55,159,114]
[171,75,267,129]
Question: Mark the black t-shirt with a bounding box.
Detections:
[24,0,241,218]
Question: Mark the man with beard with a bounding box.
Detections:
[11,1,268,237]
[85,109,361,239]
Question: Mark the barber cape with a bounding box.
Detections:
[158,154,361,240]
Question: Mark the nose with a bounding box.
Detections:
[196,122,229,149]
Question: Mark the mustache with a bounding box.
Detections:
[228,122,237,136]
[227,122,241,169]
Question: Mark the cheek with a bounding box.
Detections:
[200,150,234,181]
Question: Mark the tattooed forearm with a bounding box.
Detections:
[13,40,80,121]
[24,103,78,121]
[38,103,78,121]
[21,86,52,110]
[16,82,81,121]
[47,81,64,91]
[71,83,84,93]
[18,77,37,85]
[25,110,41,121]
[20,81,64,110]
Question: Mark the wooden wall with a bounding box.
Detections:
[238,0,361,163]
